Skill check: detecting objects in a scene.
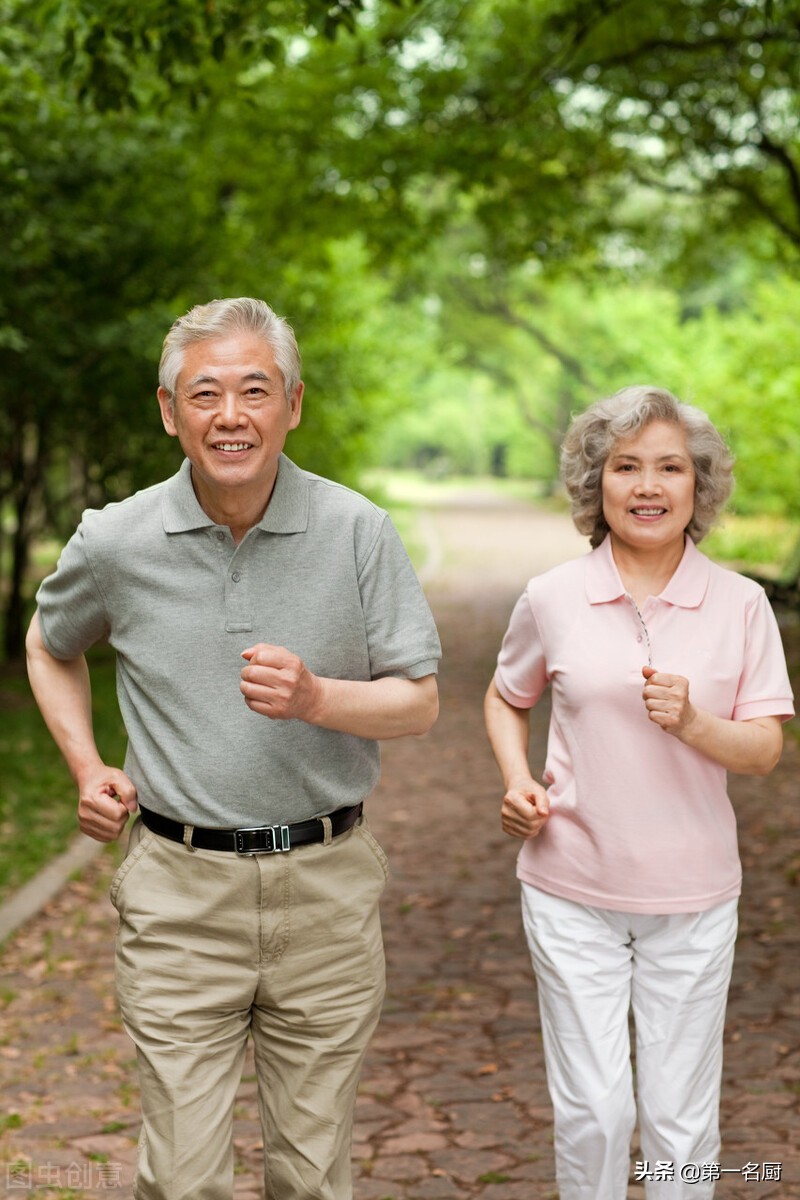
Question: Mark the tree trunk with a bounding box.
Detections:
[2,425,44,662]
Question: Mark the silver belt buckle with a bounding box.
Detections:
[235,824,291,855]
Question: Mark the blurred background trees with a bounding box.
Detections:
[2,0,799,657]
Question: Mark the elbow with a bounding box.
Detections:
[752,744,783,776]
[746,733,784,777]
[414,690,440,737]
[410,680,439,737]
[25,611,44,668]
[726,717,785,777]
[748,763,777,778]
[759,722,785,775]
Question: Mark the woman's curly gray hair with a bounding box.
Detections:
[560,386,734,547]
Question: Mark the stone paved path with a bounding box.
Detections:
[1,494,798,1200]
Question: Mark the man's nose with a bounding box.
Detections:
[216,392,246,425]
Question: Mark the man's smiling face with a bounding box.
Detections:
[157,332,303,518]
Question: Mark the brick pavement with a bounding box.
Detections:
[1,496,798,1200]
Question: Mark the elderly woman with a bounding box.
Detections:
[484,386,794,1199]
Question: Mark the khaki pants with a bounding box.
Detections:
[111,816,388,1200]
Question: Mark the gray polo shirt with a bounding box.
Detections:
[36,455,441,828]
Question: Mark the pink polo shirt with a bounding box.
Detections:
[494,535,795,914]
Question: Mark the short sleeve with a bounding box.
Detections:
[357,516,441,679]
[494,586,549,709]
[35,524,110,659]
[732,589,795,722]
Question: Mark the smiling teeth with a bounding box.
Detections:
[632,507,665,515]
[217,443,250,451]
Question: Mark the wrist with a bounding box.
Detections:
[72,753,106,788]
[505,769,536,791]
[304,670,327,726]
[675,703,703,745]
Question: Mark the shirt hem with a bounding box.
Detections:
[517,866,742,915]
[493,668,536,709]
[732,698,795,722]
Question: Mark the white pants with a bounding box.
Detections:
[521,884,738,1200]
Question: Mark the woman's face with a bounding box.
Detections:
[601,420,696,558]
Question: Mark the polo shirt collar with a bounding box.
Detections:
[162,459,214,532]
[256,455,310,533]
[586,533,710,609]
[161,454,309,535]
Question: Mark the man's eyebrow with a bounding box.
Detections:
[185,370,274,388]
[185,374,219,389]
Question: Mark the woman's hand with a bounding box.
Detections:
[501,775,550,840]
[642,665,697,736]
[641,665,783,774]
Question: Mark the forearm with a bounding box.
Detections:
[27,612,137,842]
[310,673,439,739]
[676,710,783,776]
[484,679,535,786]
[25,612,103,782]
[484,679,549,838]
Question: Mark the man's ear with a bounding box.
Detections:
[157,387,178,437]
[288,381,304,430]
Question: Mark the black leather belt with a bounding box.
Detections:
[138,802,363,855]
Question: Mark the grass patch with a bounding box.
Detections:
[363,467,550,509]
[0,643,127,906]
[704,513,800,578]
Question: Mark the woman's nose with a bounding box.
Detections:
[635,468,661,493]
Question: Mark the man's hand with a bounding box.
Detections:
[77,766,138,843]
[501,775,550,840]
[240,643,323,722]
[642,665,696,736]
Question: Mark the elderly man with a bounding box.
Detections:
[26,297,441,1200]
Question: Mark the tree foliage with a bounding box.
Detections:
[3,0,800,657]
[0,0,431,656]
[29,0,421,109]
[379,0,800,273]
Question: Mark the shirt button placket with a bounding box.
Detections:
[225,553,253,633]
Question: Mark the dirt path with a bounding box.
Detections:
[1,495,798,1200]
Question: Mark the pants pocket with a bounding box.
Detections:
[109,820,156,910]
[353,819,390,883]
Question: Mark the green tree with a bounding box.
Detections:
[367,0,800,275]
[0,96,217,657]
[48,0,420,111]
[0,3,432,658]
[6,0,800,661]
